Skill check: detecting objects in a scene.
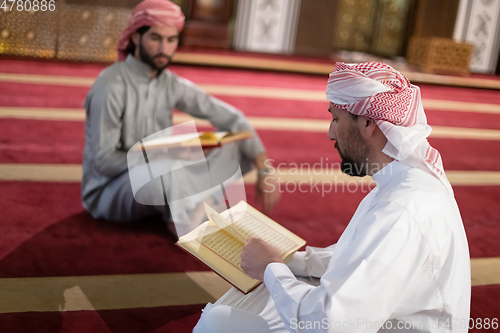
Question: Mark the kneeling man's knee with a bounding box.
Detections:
[193,303,231,333]
[193,303,274,333]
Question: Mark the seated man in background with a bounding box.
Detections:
[194,62,471,333]
[82,0,280,237]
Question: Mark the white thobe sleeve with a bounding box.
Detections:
[263,201,429,333]
[286,245,336,278]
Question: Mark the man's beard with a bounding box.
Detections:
[335,123,371,177]
[138,40,171,72]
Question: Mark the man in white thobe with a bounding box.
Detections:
[193,62,470,332]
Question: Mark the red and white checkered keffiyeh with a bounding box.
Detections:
[326,62,453,194]
[117,0,185,61]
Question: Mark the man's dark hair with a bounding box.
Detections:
[125,26,151,56]
[349,113,358,121]
[136,26,151,36]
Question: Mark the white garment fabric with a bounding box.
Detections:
[194,161,470,333]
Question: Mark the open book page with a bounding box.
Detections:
[210,201,305,258]
[231,213,296,255]
[204,203,248,244]
[230,204,302,257]
[201,131,229,139]
[139,132,201,150]
[177,220,260,292]
[137,131,252,151]
[177,201,305,293]
[200,225,244,268]
[219,131,252,144]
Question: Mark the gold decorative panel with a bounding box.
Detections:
[0,8,58,58]
[56,4,130,62]
[407,37,473,75]
[334,0,376,53]
[370,0,409,57]
[334,0,410,57]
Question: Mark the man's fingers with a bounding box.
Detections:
[246,236,261,244]
[263,198,272,214]
[255,191,263,206]
[245,237,265,250]
[262,192,279,214]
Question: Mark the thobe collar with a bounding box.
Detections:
[125,54,164,80]
[371,160,410,189]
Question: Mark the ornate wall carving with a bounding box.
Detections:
[233,0,301,54]
[0,2,130,62]
[57,4,130,62]
[459,0,500,73]
[0,5,58,58]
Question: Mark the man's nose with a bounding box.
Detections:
[327,122,337,141]
[158,40,167,54]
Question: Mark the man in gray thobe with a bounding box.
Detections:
[82,0,280,237]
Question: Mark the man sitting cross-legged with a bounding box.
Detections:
[82,0,280,237]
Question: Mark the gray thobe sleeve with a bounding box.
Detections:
[85,76,128,178]
[171,75,266,160]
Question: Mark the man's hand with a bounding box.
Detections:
[241,237,283,281]
[256,174,280,214]
[253,153,281,214]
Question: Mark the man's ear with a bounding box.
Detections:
[359,116,377,137]
[131,32,140,47]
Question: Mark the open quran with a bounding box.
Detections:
[176,201,306,294]
[136,131,252,151]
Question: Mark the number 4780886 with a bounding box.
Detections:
[1,0,56,12]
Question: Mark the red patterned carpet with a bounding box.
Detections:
[1,58,500,332]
